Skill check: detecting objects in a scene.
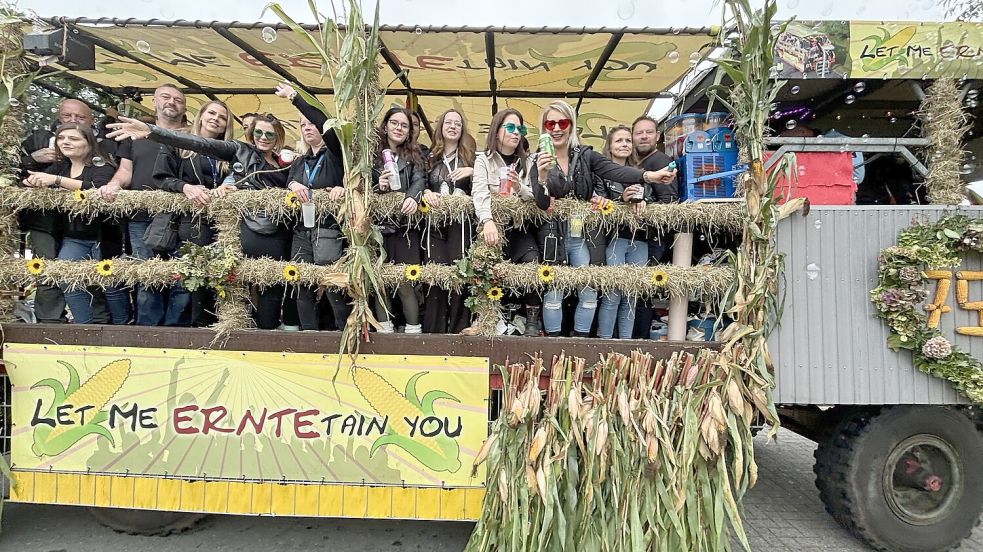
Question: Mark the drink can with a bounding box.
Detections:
[498,166,512,196]
[382,149,402,190]
[569,215,583,238]
[538,134,555,165]
[630,184,645,203]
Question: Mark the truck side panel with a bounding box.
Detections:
[771,206,980,405]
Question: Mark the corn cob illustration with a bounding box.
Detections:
[861,26,918,72]
[32,359,131,457]
[351,366,462,473]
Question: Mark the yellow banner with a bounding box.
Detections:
[6,344,489,488]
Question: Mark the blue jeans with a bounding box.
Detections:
[598,238,648,339]
[58,237,130,324]
[128,220,190,326]
[542,231,596,335]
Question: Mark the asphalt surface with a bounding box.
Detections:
[3,428,982,552]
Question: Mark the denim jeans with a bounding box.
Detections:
[542,231,596,335]
[128,220,190,326]
[598,238,648,339]
[58,237,130,324]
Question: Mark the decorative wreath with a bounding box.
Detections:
[871,214,983,404]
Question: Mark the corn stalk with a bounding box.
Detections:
[266,1,388,363]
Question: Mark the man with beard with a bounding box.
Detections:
[629,116,678,339]
[99,84,189,325]
[20,99,95,323]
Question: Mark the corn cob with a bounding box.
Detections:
[957,279,969,305]
[956,326,983,336]
[957,270,983,281]
[351,366,441,454]
[46,359,131,441]
[924,270,953,280]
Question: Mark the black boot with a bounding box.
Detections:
[524,305,541,337]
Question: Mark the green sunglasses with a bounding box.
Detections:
[502,122,528,137]
[252,129,277,141]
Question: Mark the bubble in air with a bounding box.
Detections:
[667,51,680,64]
[92,156,105,167]
[806,263,821,280]
[889,117,897,124]
[261,27,277,44]
[790,85,800,95]
[787,0,799,7]
[813,219,822,230]
[616,0,635,19]
[844,94,856,105]
[689,52,700,67]
[785,119,797,130]
[797,165,807,177]
[9,98,19,107]
[414,26,423,35]
[135,40,151,54]
[853,82,866,93]
[961,163,975,175]
[233,162,244,172]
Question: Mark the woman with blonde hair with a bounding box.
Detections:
[532,101,675,337]
[422,108,476,333]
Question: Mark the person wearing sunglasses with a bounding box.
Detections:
[472,108,543,335]
[275,83,350,332]
[372,107,427,334]
[532,101,677,337]
[107,112,293,331]
[421,109,476,334]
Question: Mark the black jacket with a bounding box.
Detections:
[425,151,473,196]
[635,150,677,203]
[371,153,426,236]
[147,125,288,190]
[532,145,645,210]
[289,96,345,190]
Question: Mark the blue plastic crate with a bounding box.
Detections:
[678,151,738,201]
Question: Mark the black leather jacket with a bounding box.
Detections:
[147,125,288,189]
[425,152,473,196]
[532,145,645,210]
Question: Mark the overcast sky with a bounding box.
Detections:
[23,0,950,27]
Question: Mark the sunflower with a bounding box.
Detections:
[283,264,300,282]
[26,258,44,275]
[418,200,430,214]
[650,269,668,287]
[599,200,615,216]
[405,264,422,281]
[215,284,227,299]
[486,287,504,301]
[72,189,87,202]
[96,259,113,276]
[537,265,554,283]
[284,191,300,209]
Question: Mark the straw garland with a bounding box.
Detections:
[0,187,747,234]
[920,77,970,205]
[0,16,26,323]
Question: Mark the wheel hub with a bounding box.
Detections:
[883,434,962,526]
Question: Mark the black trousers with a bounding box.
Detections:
[291,227,350,331]
[422,222,471,333]
[241,222,292,330]
[28,230,67,323]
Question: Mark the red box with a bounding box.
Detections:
[767,151,855,205]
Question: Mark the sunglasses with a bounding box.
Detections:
[252,129,277,141]
[544,118,572,132]
[502,122,528,137]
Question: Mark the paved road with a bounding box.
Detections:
[3,429,982,552]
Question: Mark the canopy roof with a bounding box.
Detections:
[39,17,717,146]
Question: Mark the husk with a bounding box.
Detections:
[920,77,970,205]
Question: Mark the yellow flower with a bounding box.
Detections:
[405,264,422,281]
[26,258,44,275]
[95,260,113,276]
[486,287,504,301]
[284,191,300,209]
[73,189,87,202]
[283,264,300,282]
[537,265,554,283]
[418,200,430,214]
[600,200,615,216]
[650,269,668,287]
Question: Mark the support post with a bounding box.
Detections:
[668,232,693,341]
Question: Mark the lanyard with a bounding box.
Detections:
[442,151,458,179]
[304,151,326,187]
[206,157,218,184]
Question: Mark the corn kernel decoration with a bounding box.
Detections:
[351,366,461,472]
[872,214,983,404]
[31,359,132,457]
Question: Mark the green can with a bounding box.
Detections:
[538,134,556,166]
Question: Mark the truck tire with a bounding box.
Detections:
[89,507,207,536]
[814,406,983,552]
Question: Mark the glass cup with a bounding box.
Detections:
[498,166,512,196]
[301,201,316,228]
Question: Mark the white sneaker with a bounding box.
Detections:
[404,324,422,334]
[377,320,395,333]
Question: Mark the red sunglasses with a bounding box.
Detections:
[544,118,572,132]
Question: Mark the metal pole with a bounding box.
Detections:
[668,232,693,341]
